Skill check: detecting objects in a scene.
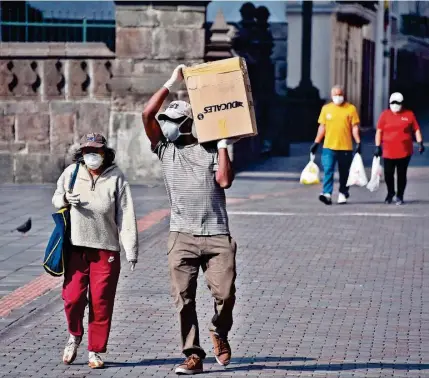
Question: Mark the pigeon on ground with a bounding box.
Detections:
[13,218,32,234]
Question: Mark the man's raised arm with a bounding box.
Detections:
[142,65,186,149]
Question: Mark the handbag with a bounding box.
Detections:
[43,163,80,277]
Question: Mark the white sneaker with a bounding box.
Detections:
[338,193,347,204]
[88,351,105,369]
[63,334,81,365]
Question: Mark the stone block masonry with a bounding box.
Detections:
[0,44,115,183]
[0,2,210,183]
[271,22,288,97]
[108,2,208,184]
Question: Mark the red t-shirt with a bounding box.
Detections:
[377,109,420,159]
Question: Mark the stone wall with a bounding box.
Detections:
[269,22,290,156]
[0,2,280,183]
[271,22,288,96]
[0,2,209,184]
[0,43,115,183]
[111,2,208,183]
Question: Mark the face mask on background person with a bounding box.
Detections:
[160,116,192,142]
[389,92,404,113]
[84,153,104,170]
[390,103,402,113]
[332,95,344,105]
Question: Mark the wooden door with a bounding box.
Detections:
[331,19,363,112]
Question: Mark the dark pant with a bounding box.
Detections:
[321,148,353,195]
[62,247,121,353]
[384,156,411,199]
[168,232,237,359]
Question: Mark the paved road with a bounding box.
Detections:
[1,135,429,377]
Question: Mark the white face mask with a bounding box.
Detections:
[390,104,402,113]
[84,153,104,170]
[160,117,192,142]
[332,95,344,105]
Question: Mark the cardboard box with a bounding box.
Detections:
[183,57,258,143]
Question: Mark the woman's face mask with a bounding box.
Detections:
[390,103,402,113]
[160,116,192,142]
[332,95,344,105]
[84,153,104,170]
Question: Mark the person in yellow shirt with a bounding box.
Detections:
[310,85,361,205]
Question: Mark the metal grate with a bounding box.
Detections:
[0,1,115,51]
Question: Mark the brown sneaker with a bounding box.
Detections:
[210,331,231,366]
[175,354,203,375]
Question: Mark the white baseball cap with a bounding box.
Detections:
[389,92,404,104]
[157,100,193,121]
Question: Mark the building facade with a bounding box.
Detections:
[287,0,429,130]
[0,1,210,183]
[389,0,429,112]
[0,1,289,183]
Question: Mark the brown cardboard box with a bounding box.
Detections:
[183,57,258,143]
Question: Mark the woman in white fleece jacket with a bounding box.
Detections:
[52,133,138,369]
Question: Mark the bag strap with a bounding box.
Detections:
[68,163,80,193]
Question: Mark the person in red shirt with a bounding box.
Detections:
[374,92,425,205]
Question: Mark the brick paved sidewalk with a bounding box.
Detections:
[0,184,171,330]
[1,143,429,377]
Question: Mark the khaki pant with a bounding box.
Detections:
[167,232,237,359]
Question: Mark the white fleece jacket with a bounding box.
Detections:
[52,163,138,262]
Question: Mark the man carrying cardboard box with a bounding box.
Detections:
[142,65,238,375]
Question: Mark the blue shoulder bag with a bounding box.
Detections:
[43,163,80,277]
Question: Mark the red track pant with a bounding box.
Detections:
[62,246,120,353]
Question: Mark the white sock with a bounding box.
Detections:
[69,334,80,343]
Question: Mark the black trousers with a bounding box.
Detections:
[384,156,411,199]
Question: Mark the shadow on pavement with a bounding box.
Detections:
[81,358,429,373]
[402,199,429,205]
[205,362,429,373]
[91,357,429,373]
[236,175,299,182]
[99,356,313,368]
[303,199,429,206]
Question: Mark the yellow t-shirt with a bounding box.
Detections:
[318,102,360,151]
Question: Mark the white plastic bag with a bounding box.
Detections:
[300,154,320,185]
[346,153,368,187]
[366,156,383,192]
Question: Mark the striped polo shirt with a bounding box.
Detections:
[154,142,229,236]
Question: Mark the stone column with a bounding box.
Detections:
[285,0,324,142]
[296,0,319,97]
[299,0,312,88]
[205,10,233,61]
[374,0,390,124]
[111,1,209,183]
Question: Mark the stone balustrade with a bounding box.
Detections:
[0,1,287,183]
[0,43,116,183]
[0,2,209,183]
